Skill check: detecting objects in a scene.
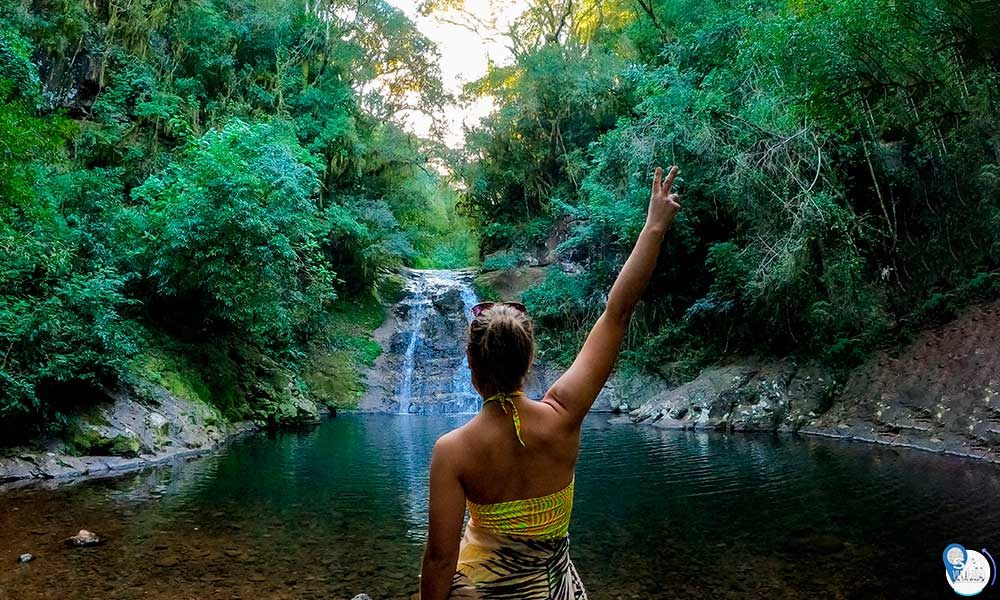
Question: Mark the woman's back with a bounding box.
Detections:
[449,394,579,507]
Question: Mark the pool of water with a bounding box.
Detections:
[2,414,999,599]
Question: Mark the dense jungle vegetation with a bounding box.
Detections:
[2,0,999,438]
[455,0,1000,377]
[0,0,476,436]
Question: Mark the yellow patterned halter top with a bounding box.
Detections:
[466,479,575,540]
[468,391,574,540]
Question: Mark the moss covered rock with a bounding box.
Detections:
[66,425,142,458]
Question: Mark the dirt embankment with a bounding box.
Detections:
[808,300,1000,459]
[624,300,1000,462]
[0,386,255,490]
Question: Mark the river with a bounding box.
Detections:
[2,413,999,599]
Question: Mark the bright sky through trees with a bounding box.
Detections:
[387,0,528,147]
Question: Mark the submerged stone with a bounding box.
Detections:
[64,529,104,547]
[154,555,179,568]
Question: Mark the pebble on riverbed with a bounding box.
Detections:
[17,553,34,564]
[64,529,104,548]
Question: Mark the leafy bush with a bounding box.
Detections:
[134,119,336,350]
[481,252,523,272]
[522,268,598,365]
[0,0,472,433]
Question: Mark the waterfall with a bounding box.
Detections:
[397,274,430,415]
[450,281,482,413]
[394,269,481,415]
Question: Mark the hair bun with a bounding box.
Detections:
[468,304,535,393]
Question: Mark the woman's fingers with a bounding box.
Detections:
[663,166,679,195]
[652,167,663,195]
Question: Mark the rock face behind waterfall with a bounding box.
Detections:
[361,269,557,414]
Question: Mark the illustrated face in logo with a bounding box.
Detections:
[944,544,968,584]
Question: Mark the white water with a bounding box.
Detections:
[396,269,481,414]
[397,274,429,414]
[450,279,482,413]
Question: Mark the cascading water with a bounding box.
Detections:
[449,282,482,412]
[394,269,482,415]
[396,274,430,414]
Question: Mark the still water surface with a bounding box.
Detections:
[2,414,999,599]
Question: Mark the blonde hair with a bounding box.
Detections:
[467,304,535,393]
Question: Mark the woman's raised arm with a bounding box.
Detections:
[542,166,681,427]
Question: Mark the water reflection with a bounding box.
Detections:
[1,415,999,599]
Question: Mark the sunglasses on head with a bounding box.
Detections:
[471,301,527,318]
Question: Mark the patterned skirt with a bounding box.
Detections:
[449,524,588,599]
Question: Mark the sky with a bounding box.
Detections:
[386,0,527,148]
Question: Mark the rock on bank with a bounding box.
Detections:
[623,300,1000,462]
[0,385,255,489]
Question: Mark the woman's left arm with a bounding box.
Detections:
[420,434,466,600]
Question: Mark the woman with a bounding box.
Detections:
[420,166,682,599]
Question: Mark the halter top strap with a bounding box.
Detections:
[483,391,527,446]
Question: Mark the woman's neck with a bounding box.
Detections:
[480,388,524,400]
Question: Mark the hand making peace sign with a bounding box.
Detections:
[647,166,681,233]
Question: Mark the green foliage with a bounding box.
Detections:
[303,293,388,409]
[472,275,500,302]
[409,188,480,269]
[459,0,1000,372]
[0,24,40,100]
[459,42,624,253]
[0,93,139,424]
[0,0,473,434]
[522,268,598,366]
[481,252,523,272]
[133,119,335,350]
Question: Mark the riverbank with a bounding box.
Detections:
[0,292,387,489]
[362,266,999,463]
[0,384,263,491]
[615,299,1000,463]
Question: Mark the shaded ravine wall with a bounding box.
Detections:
[611,300,1000,463]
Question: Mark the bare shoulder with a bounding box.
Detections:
[431,424,472,471]
[433,427,463,455]
[528,394,578,441]
[537,388,577,432]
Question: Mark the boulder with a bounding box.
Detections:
[154,555,179,568]
[629,362,836,433]
[630,365,756,430]
[0,458,38,483]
